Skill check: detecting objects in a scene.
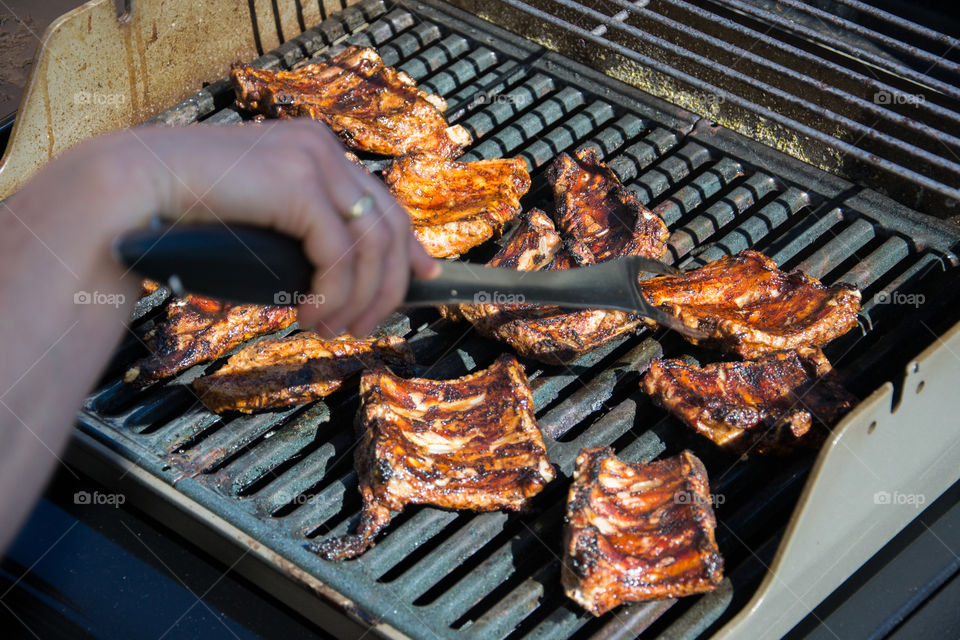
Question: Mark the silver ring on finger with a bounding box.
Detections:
[342,189,374,221]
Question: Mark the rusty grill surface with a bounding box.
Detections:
[448,0,960,217]
[77,0,960,638]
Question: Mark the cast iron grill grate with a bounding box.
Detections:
[439,0,960,216]
[78,0,960,637]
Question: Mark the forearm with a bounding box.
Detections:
[0,144,143,551]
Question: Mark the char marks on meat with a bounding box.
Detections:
[317,355,555,560]
[231,46,471,157]
[384,155,531,258]
[636,250,861,358]
[563,448,724,616]
[444,148,669,362]
[193,333,414,413]
[124,295,296,385]
[643,348,857,455]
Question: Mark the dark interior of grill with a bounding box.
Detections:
[76,0,960,637]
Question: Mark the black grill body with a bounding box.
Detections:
[73,1,960,638]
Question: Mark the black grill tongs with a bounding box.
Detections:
[114,223,705,338]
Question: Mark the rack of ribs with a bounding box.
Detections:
[124,294,296,385]
[384,155,531,258]
[231,46,471,157]
[316,354,555,560]
[636,250,862,358]
[642,347,857,455]
[442,147,669,362]
[563,448,724,616]
[193,333,414,413]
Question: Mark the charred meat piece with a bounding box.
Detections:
[642,347,856,455]
[231,46,471,157]
[439,208,561,322]
[636,250,861,358]
[445,150,668,362]
[548,147,669,266]
[563,448,724,616]
[317,354,555,560]
[384,155,531,258]
[124,296,296,385]
[193,333,414,413]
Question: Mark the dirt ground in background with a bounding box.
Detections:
[0,0,86,120]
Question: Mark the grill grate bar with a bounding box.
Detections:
[398,34,474,77]
[419,48,500,96]
[517,101,617,169]
[546,0,960,178]
[251,435,351,515]
[461,87,589,161]
[360,508,458,577]
[650,155,744,228]
[656,0,960,143]
[835,235,913,292]
[459,74,557,139]
[830,0,960,49]
[289,470,359,536]
[763,206,846,268]
[651,579,734,640]
[471,0,960,212]
[607,129,684,189]
[763,0,960,75]
[172,407,300,473]
[708,0,960,98]
[587,599,678,640]
[212,404,331,496]
[860,252,946,318]
[794,216,877,280]
[694,187,812,265]
[576,113,647,158]
[668,172,780,262]
[539,339,661,441]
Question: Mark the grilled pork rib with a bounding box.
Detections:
[124,295,296,385]
[548,147,669,265]
[231,46,471,157]
[636,250,861,358]
[443,148,669,362]
[563,448,724,616]
[317,355,555,560]
[193,333,414,413]
[384,155,531,258]
[642,348,856,455]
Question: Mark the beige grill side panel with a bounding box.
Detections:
[715,320,960,639]
[0,0,359,200]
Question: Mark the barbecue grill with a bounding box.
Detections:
[3,0,960,638]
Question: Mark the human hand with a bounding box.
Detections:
[68,120,439,336]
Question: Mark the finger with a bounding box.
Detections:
[349,183,415,332]
[409,235,440,279]
[296,221,355,334]
[348,221,409,337]
[322,214,391,335]
[314,158,394,332]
